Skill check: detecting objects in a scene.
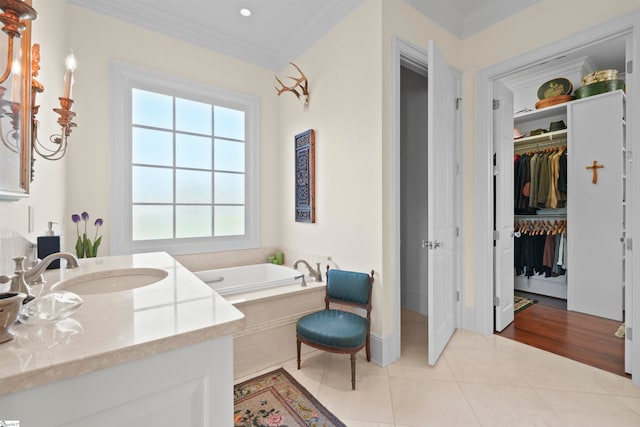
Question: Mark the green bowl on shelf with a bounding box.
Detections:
[574,79,625,99]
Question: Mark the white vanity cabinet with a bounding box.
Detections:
[0,336,234,426]
[567,90,625,321]
[0,252,244,427]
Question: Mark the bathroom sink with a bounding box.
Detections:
[51,268,169,296]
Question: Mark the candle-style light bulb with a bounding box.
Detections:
[63,51,76,99]
[65,52,77,72]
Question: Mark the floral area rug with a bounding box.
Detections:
[234,368,345,427]
[514,295,538,313]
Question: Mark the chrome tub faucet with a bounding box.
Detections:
[293,259,323,282]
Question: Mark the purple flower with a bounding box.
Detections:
[72,213,81,238]
[71,211,105,258]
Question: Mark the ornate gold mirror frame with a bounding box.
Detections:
[0,0,32,200]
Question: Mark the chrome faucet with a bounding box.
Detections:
[0,252,79,303]
[293,259,323,282]
[25,252,80,286]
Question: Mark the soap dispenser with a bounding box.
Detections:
[37,222,61,269]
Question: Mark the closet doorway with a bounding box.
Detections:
[496,80,628,377]
[400,62,429,320]
[478,18,637,382]
[393,39,462,366]
[399,59,430,357]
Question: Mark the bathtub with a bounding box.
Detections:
[194,263,302,296]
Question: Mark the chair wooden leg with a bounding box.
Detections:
[366,333,371,362]
[350,353,356,390]
[296,339,301,370]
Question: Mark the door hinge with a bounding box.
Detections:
[493,99,500,110]
[456,97,462,110]
[493,165,499,176]
[627,327,632,340]
[627,60,633,74]
[456,291,461,302]
[628,238,633,251]
[456,227,459,237]
[493,230,500,240]
[493,296,500,306]
[456,162,460,174]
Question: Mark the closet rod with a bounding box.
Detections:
[514,139,567,154]
[515,214,567,220]
[513,129,567,145]
[514,129,567,153]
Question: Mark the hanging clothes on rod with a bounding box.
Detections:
[514,219,567,278]
[514,145,567,214]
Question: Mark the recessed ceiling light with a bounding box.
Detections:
[240,8,252,17]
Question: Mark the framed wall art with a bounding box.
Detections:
[294,129,315,223]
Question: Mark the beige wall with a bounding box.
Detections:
[63,5,282,255]
[0,0,68,247]
[277,0,386,333]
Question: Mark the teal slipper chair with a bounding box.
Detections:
[296,268,374,390]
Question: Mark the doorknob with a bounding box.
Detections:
[421,240,441,250]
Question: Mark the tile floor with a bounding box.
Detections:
[236,310,640,426]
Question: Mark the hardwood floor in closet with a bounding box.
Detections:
[497,292,627,377]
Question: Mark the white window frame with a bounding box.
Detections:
[109,62,260,255]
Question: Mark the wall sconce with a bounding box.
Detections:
[0,59,21,154]
[0,0,37,84]
[0,0,36,154]
[32,50,78,160]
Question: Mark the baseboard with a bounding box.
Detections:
[370,332,399,367]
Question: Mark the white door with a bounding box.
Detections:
[493,82,515,331]
[567,92,624,321]
[427,40,457,365]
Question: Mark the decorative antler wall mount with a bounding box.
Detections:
[275,62,309,109]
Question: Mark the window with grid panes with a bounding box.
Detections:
[110,63,259,255]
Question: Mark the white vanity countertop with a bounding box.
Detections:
[0,252,245,397]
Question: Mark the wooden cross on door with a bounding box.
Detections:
[586,160,604,184]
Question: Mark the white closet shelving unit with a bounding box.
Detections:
[512,90,626,321]
[513,102,569,300]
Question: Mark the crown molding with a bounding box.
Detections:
[502,56,596,92]
[69,0,361,71]
[276,0,362,71]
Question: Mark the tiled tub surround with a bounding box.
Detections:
[177,247,332,380]
[0,252,244,426]
[174,246,282,272]
[227,280,326,379]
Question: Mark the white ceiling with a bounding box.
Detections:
[68,0,540,71]
[404,0,541,39]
